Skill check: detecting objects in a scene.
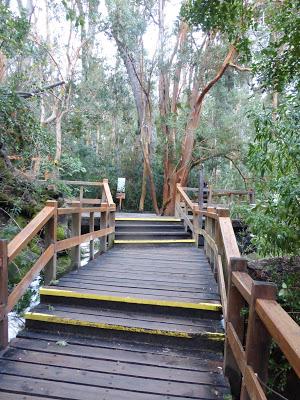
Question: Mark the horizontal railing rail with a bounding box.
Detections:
[183,186,255,207]
[0,179,115,351]
[175,185,300,400]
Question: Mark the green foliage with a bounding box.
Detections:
[246,96,300,255]
[0,88,51,162]
[181,0,255,59]
[0,4,30,56]
[253,0,300,92]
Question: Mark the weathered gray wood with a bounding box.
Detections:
[89,212,95,260]
[0,240,8,350]
[198,165,204,208]
[108,211,115,249]
[99,203,108,252]
[44,201,57,284]
[240,281,277,400]
[224,257,247,397]
[70,201,81,269]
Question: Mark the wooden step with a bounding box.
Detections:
[116,223,186,230]
[115,232,192,241]
[0,331,230,399]
[115,239,196,244]
[115,217,181,222]
[39,287,222,312]
[25,303,224,341]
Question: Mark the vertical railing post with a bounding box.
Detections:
[249,189,255,204]
[108,209,115,249]
[205,206,214,264]
[240,281,277,400]
[89,211,95,260]
[216,207,230,285]
[207,184,213,206]
[44,201,57,285]
[175,185,181,218]
[79,186,84,204]
[0,240,8,350]
[71,201,81,270]
[101,179,108,203]
[192,206,200,247]
[100,202,108,253]
[198,164,204,209]
[224,257,248,397]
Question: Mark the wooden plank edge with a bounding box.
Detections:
[39,288,222,311]
[24,312,224,340]
[115,217,181,222]
[114,239,196,244]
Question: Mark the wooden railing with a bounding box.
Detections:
[183,186,255,207]
[0,179,115,350]
[175,184,300,400]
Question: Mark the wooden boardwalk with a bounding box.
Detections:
[1,184,299,399]
[0,227,230,399]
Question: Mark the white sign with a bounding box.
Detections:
[117,177,126,193]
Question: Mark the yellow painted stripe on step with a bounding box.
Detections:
[40,287,222,312]
[115,217,181,222]
[24,312,224,340]
[114,239,196,244]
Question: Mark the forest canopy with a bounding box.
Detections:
[0,0,299,256]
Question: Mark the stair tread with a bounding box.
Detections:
[26,303,224,337]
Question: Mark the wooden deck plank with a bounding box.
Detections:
[52,282,220,300]
[0,238,229,398]
[16,331,224,364]
[40,287,221,305]
[3,348,226,384]
[11,336,219,370]
[27,304,222,335]
[0,374,223,400]
[0,360,227,398]
[35,304,221,329]
[0,332,229,400]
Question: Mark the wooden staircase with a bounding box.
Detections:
[0,181,299,400]
[115,216,195,244]
[16,244,230,399]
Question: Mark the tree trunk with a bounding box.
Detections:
[162,45,236,214]
[139,160,147,211]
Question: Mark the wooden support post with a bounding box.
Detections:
[79,186,84,204]
[224,257,248,398]
[205,206,214,264]
[102,179,108,203]
[207,184,213,206]
[44,201,57,285]
[108,211,115,249]
[71,201,81,270]
[240,281,277,400]
[249,189,255,204]
[175,186,181,218]
[100,202,108,253]
[0,240,8,350]
[89,212,95,260]
[192,208,199,247]
[198,165,204,209]
[183,202,188,232]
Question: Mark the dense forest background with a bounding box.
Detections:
[0,0,299,395]
[1,0,299,254]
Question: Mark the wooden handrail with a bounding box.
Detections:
[176,184,197,210]
[38,179,103,187]
[103,178,115,206]
[256,299,300,378]
[0,179,116,350]
[7,206,54,263]
[6,244,55,315]
[175,187,300,399]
